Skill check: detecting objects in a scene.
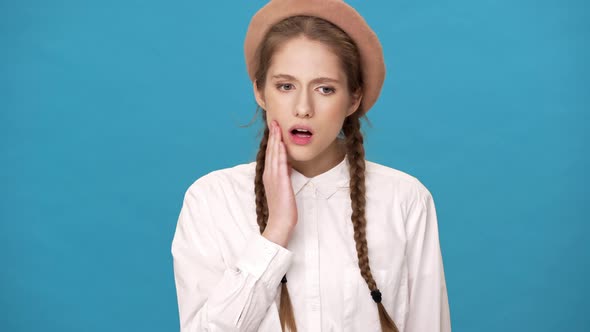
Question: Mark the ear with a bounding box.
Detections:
[346,88,363,116]
[253,80,266,109]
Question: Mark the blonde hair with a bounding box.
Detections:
[253,15,399,332]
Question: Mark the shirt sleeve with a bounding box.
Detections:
[404,186,452,332]
[171,180,294,332]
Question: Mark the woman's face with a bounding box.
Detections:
[254,36,362,171]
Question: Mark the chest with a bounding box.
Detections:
[215,185,411,331]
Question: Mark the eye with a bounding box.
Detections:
[318,86,335,95]
[276,83,294,91]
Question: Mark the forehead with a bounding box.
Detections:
[268,36,345,81]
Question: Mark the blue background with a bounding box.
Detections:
[1,0,588,331]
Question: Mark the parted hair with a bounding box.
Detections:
[252,16,399,332]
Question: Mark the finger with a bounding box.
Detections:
[278,124,289,179]
[272,122,279,175]
[276,120,283,141]
[267,122,275,172]
[279,141,288,178]
[265,123,274,172]
[277,125,287,176]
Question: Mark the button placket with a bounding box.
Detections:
[310,181,317,198]
[303,182,321,331]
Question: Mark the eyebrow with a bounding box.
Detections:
[271,73,341,84]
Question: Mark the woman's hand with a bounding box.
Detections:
[262,120,298,247]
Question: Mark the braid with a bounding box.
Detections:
[343,113,399,332]
[254,111,298,332]
[255,125,270,233]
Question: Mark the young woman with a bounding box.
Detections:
[171,1,451,331]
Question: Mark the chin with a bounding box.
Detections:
[285,146,320,162]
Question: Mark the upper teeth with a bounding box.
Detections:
[295,129,309,133]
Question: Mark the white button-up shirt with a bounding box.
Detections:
[171,156,451,332]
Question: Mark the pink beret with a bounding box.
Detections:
[244,0,386,114]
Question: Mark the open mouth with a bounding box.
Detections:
[289,127,313,145]
[290,128,313,137]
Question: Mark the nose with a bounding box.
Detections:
[293,89,313,118]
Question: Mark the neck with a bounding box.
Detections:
[288,140,346,178]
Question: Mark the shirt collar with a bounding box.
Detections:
[290,155,350,199]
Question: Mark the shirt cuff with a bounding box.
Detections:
[235,232,294,289]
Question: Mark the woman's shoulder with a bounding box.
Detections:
[184,161,257,196]
[364,159,432,201]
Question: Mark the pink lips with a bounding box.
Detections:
[290,132,313,145]
[288,124,314,145]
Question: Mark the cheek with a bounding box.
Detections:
[315,91,349,107]
[264,90,295,113]
[315,98,349,119]
[263,94,289,126]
